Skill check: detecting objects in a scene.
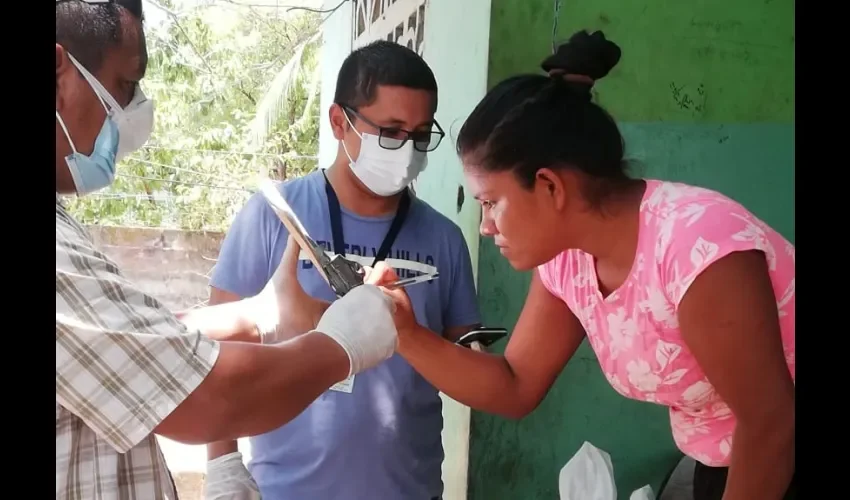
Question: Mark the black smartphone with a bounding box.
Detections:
[455,327,508,348]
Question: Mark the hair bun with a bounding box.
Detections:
[541,30,622,82]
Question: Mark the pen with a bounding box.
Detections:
[385,272,439,289]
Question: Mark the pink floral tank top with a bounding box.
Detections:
[537,179,795,467]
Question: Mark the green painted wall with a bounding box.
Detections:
[488,0,794,123]
[471,0,794,498]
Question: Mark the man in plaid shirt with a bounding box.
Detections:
[56,1,400,499]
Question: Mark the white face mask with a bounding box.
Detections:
[70,54,155,163]
[341,114,428,197]
[113,86,155,162]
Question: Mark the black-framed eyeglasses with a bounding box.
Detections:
[340,104,445,153]
[56,0,113,4]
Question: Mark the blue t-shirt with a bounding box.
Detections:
[211,169,481,500]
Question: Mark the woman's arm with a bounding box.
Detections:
[678,250,794,500]
[396,271,586,418]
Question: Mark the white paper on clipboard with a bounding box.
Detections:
[256,179,331,285]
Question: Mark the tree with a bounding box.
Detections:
[68,0,323,231]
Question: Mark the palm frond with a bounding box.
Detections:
[294,59,322,131]
[246,31,322,147]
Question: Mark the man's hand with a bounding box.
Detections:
[251,236,330,343]
[365,263,418,340]
[203,452,261,500]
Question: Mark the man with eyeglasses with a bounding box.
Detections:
[204,41,481,500]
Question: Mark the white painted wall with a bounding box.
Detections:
[415,0,491,282]
[317,2,492,498]
[317,0,353,168]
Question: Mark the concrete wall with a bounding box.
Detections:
[471,0,795,498]
[86,225,223,311]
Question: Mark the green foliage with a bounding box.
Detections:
[68,2,322,231]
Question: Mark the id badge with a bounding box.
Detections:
[329,374,355,393]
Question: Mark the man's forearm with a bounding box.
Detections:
[156,332,349,444]
[722,416,795,500]
[398,325,527,418]
[177,298,262,343]
[216,332,349,439]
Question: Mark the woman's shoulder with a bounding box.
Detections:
[638,179,789,245]
[637,179,794,305]
[641,179,744,221]
[640,178,789,239]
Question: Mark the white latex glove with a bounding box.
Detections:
[203,452,261,500]
[314,284,398,376]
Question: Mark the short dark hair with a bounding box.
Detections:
[333,40,438,111]
[56,0,144,74]
[457,30,629,209]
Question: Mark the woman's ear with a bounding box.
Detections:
[535,168,568,211]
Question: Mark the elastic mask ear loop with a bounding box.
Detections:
[343,111,363,140]
[340,110,363,164]
[87,80,113,120]
[67,53,119,116]
[55,111,78,155]
[93,89,111,115]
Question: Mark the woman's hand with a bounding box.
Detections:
[364,263,418,340]
[252,236,330,343]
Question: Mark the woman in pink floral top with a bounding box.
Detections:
[377,30,795,500]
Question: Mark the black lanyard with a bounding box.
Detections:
[322,170,411,266]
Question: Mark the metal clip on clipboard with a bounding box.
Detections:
[257,179,439,297]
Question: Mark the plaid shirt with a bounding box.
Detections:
[56,199,221,500]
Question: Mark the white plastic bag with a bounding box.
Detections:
[558,441,654,500]
[630,485,655,500]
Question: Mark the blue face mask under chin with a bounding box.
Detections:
[56,110,120,196]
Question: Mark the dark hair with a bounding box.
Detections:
[457,30,629,208]
[56,0,144,74]
[334,40,438,111]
